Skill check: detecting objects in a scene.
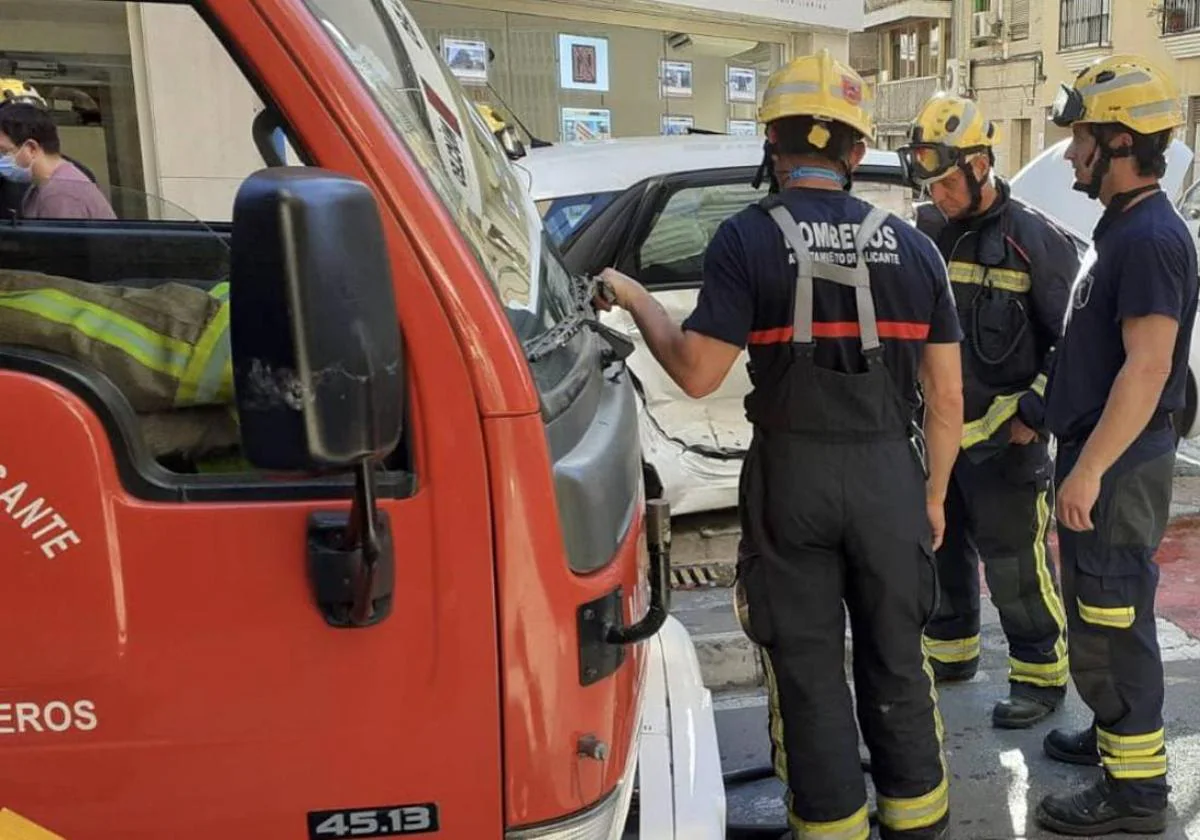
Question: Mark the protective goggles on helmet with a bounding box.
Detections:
[896,143,986,186]
[1050,84,1085,128]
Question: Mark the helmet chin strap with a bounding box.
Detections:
[1074,130,1139,203]
[752,138,854,194]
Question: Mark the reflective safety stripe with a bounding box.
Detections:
[1014,490,1069,688]
[948,261,1032,294]
[1077,598,1136,629]
[923,634,980,663]
[175,300,232,407]
[962,392,1023,448]
[1098,728,1166,779]
[1031,373,1047,398]
[877,776,949,832]
[791,805,871,840]
[1098,727,1165,755]
[0,288,191,377]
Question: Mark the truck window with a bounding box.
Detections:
[303,0,586,398]
[0,1,411,498]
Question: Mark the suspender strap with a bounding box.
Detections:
[765,204,892,351]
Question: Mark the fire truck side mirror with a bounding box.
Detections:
[228,168,405,473]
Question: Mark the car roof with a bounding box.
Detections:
[514,135,902,201]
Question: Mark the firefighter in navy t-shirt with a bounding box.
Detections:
[898,93,1077,730]
[1034,55,1200,836]
[594,51,963,840]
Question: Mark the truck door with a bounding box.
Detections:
[0,1,502,837]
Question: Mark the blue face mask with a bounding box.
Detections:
[0,153,31,183]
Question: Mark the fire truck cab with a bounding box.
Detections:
[0,0,725,837]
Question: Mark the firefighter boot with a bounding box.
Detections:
[1044,726,1101,766]
[993,685,1064,729]
[1035,777,1167,836]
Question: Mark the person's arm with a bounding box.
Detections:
[918,243,965,549]
[1015,216,1078,439]
[595,219,751,399]
[1057,232,1189,531]
[1057,314,1179,530]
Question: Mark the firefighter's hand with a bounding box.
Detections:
[1010,417,1038,445]
[1057,466,1101,532]
[594,268,638,311]
[926,499,946,551]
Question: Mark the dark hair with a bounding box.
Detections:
[771,115,862,163]
[0,103,60,155]
[1093,122,1171,178]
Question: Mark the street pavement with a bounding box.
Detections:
[688,464,1200,839]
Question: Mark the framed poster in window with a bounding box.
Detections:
[662,114,694,136]
[561,107,613,141]
[728,119,758,137]
[558,34,610,92]
[661,60,693,98]
[727,66,757,103]
[441,37,489,85]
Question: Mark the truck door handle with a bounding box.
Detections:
[606,499,671,644]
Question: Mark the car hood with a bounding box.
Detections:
[1008,137,1193,243]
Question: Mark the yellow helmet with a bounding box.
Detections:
[898,92,998,185]
[1051,54,1183,135]
[0,78,46,109]
[758,49,875,142]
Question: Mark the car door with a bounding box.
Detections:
[597,165,913,515]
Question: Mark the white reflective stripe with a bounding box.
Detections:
[1079,70,1152,96]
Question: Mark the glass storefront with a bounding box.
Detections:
[405,1,786,141]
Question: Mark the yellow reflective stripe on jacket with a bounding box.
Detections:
[877,775,949,832]
[962,391,1023,448]
[1077,598,1136,629]
[923,634,980,663]
[0,288,190,377]
[790,804,870,840]
[175,301,232,407]
[948,261,1032,293]
[1031,373,1047,397]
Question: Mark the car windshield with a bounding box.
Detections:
[301,0,577,349]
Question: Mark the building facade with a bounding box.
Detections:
[404,0,861,143]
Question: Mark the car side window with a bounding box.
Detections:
[634,176,914,287]
[541,192,618,246]
[636,182,764,286]
[1180,180,1200,221]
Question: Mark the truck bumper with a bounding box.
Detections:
[636,615,726,839]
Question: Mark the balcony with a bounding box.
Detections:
[874,74,940,135]
[864,0,953,30]
[1162,0,1200,59]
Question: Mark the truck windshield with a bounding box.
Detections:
[302,0,577,353]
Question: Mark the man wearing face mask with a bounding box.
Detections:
[897,93,1078,731]
[0,102,114,220]
[1034,55,1199,836]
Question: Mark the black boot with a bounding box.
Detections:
[992,685,1063,730]
[1035,776,1167,836]
[930,657,977,683]
[1044,726,1101,766]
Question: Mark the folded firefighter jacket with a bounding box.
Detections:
[916,178,1079,461]
[0,267,239,460]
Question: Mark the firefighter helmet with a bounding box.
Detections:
[1051,53,1183,135]
[898,92,998,185]
[0,78,46,109]
[758,49,875,142]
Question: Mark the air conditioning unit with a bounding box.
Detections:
[943,59,968,96]
[972,10,999,41]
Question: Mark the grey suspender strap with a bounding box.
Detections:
[766,204,892,352]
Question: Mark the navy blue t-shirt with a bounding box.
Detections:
[1045,191,1199,446]
[682,188,962,411]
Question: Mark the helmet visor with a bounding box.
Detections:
[1051,84,1085,127]
[897,143,960,185]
